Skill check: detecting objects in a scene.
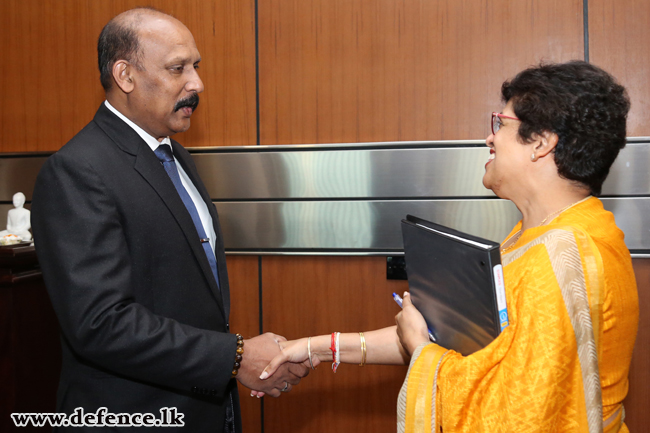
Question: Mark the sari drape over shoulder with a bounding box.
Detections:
[398,197,638,433]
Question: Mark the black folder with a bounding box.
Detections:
[401,215,509,356]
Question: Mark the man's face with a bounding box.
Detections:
[129,17,204,140]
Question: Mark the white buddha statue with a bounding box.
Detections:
[0,192,32,242]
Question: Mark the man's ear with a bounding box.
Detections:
[533,131,559,158]
[112,60,135,93]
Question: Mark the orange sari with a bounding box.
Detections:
[398,197,638,433]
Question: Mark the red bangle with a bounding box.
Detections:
[330,332,341,373]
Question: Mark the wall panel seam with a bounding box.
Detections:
[583,0,590,62]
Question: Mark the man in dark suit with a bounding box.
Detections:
[31,8,306,432]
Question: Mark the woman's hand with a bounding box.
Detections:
[251,338,320,397]
[395,292,430,356]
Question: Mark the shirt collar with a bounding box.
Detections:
[104,100,171,152]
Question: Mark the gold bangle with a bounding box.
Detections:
[308,337,316,370]
[359,332,366,367]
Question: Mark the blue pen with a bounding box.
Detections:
[393,292,436,342]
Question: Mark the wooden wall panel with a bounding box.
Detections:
[225,255,262,432]
[261,256,409,433]
[589,0,650,137]
[258,0,584,145]
[589,2,650,426]
[0,0,256,153]
[624,259,650,432]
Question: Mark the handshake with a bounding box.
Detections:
[235,293,430,398]
[235,332,311,398]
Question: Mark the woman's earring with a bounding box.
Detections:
[531,153,538,162]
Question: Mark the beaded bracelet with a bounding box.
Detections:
[231,334,244,378]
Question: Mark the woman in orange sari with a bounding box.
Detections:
[260,61,639,432]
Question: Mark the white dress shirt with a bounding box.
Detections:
[104,101,217,254]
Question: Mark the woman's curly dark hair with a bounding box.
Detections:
[501,61,630,195]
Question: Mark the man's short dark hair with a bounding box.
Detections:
[97,8,163,91]
[501,61,630,195]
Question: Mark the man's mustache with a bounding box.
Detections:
[174,93,200,112]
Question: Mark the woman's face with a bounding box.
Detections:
[483,101,533,199]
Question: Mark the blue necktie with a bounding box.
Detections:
[154,144,220,289]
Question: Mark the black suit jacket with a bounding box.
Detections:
[31,103,242,432]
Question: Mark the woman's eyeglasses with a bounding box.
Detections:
[491,112,520,135]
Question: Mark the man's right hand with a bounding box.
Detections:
[236,333,309,397]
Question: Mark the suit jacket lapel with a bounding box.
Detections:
[92,104,226,315]
[172,141,230,321]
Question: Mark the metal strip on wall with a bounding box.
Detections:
[192,140,650,199]
[1,139,649,254]
[0,155,48,201]
[214,197,650,253]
